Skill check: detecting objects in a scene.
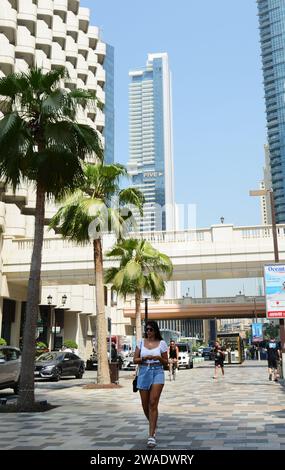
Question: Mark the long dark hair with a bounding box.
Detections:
[144,320,163,340]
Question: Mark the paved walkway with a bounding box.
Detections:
[1,361,285,450]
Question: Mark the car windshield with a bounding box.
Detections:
[177,344,188,352]
[36,352,61,362]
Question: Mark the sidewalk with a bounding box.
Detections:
[1,362,285,450]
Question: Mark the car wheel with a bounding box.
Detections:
[190,361,194,369]
[52,367,61,381]
[75,367,84,379]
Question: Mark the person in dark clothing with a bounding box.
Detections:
[168,340,179,380]
[213,341,225,379]
[266,338,281,382]
[111,343,118,362]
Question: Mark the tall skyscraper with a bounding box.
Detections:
[128,53,175,232]
[260,144,272,225]
[257,0,285,223]
[103,44,115,164]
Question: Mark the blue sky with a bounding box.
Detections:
[83,0,266,231]
[82,0,267,296]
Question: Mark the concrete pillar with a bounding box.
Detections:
[10,301,21,347]
[0,297,3,339]
[201,280,210,344]
[107,285,112,307]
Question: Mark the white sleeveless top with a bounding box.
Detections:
[137,339,168,364]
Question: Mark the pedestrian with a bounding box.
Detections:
[133,320,168,448]
[266,337,281,382]
[213,341,225,379]
[111,343,118,362]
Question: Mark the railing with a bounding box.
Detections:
[124,295,265,308]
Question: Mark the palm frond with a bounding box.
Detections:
[119,187,145,216]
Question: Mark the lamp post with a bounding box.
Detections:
[250,188,285,375]
[47,295,54,350]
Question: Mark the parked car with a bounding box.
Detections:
[202,347,214,360]
[0,346,21,394]
[35,351,85,381]
[176,342,193,369]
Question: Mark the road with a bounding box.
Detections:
[0,361,285,450]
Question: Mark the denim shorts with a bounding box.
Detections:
[137,364,165,390]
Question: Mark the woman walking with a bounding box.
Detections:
[134,320,168,448]
[213,341,225,379]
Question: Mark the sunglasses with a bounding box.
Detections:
[146,327,154,332]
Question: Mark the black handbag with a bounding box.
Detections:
[132,375,138,393]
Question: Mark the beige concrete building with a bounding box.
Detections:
[0,0,121,359]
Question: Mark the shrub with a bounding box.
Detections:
[36,341,48,350]
[63,340,78,349]
[0,338,7,346]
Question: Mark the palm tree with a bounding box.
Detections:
[105,238,173,340]
[49,163,144,384]
[0,68,103,410]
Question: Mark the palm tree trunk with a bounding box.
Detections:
[135,290,142,342]
[93,238,111,384]
[18,184,45,410]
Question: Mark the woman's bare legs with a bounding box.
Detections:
[139,390,150,421]
[148,384,164,437]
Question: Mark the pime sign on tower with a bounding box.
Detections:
[264,264,285,319]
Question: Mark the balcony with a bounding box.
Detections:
[16,26,36,62]
[52,14,66,48]
[96,42,106,65]
[77,55,88,81]
[35,49,51,73]
[51,42,66,67]
[0,1,17,37]
[18,0,37,31]
[66,11,79,41]
[68,0,79,14]
[78,30,89,57]
[0,34,15,74]
[65,35,78,66]
[36,19,52,56]
[96,85,105,105]
[96,64,105,87]
[78,7,90,33]
[86,72,97,92]
[88,25,99,49]
[87,50,97,73]
[53,0,68,21]
[37,0,53,27]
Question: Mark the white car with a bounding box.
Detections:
[121,353,136,371]
[0,346,21,394]
[176,343,193,369]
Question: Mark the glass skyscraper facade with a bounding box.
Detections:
[128,53,175,232]
[103,44,115,164]
[257,0,285,222]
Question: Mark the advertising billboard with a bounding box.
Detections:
[264,264,285,319]
[251,323,263,343]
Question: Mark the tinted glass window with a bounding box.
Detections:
[37,352,58,362]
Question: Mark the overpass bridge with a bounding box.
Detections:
[123,295,266,320]
[2,223,285,287]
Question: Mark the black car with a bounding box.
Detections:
[35,351,85,381]
[202,347,214,360]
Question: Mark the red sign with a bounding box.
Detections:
[268,311,285,318]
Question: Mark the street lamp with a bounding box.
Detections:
[220,216,225,224]
[62,294,67,305]
[250,188,285,374]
